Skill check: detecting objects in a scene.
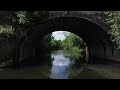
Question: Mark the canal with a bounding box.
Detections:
[0,50,119,79]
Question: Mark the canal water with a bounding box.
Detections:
[50,50,85,79]
[0,50,116,79]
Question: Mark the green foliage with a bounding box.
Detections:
[63,50,85,78]
[0,25,15,38]
[104,11,120,49]
[39,33,62,53]
[72,47,83,52]
[16,11,49,25]
[50,39,62,50]
[0,11,50,38]
[16,11,30,25]
[41,32,86,53]
[50,40,56,49]
[62,33,86,52]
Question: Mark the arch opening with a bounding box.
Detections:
[19,30,90,79]
[19,17,113,63]
[35,31,88,62]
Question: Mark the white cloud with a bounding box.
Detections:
[52,31,70,40]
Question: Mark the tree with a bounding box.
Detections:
[62,33,86,52]
[15,11,49,25]
[104,11,120,49]
[50,39,62,50]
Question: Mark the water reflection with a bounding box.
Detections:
[50,50,85,79]
[0,50,110,79]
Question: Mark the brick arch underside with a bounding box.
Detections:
[19,17,114,62]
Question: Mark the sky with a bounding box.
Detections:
[52,31,70,40]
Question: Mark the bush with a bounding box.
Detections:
[0,25,15,38]
[72,47,83,52]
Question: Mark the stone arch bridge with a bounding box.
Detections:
[0,11,120,63]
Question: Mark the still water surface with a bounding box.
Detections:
[49,50,106,79]
[0,50,109,79]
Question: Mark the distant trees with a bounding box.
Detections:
[50,36,62,50]
[39,33,62,52]
[41,32,86,53]
[61,33,86,52]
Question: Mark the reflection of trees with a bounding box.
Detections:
[62,51,70,59]
[66,57,85,79]
[51,50,61,56]
[66,66,84,79]
[61,50,86,79]
[36,50,86,79]
[62,50,85,64]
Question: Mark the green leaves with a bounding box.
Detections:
[50,39,62,50]
[104,11,120,49]
[0,25,15,38]
[16,11,30,25]
[62,33,86,52]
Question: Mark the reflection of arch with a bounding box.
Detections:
[18,15,113,62]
